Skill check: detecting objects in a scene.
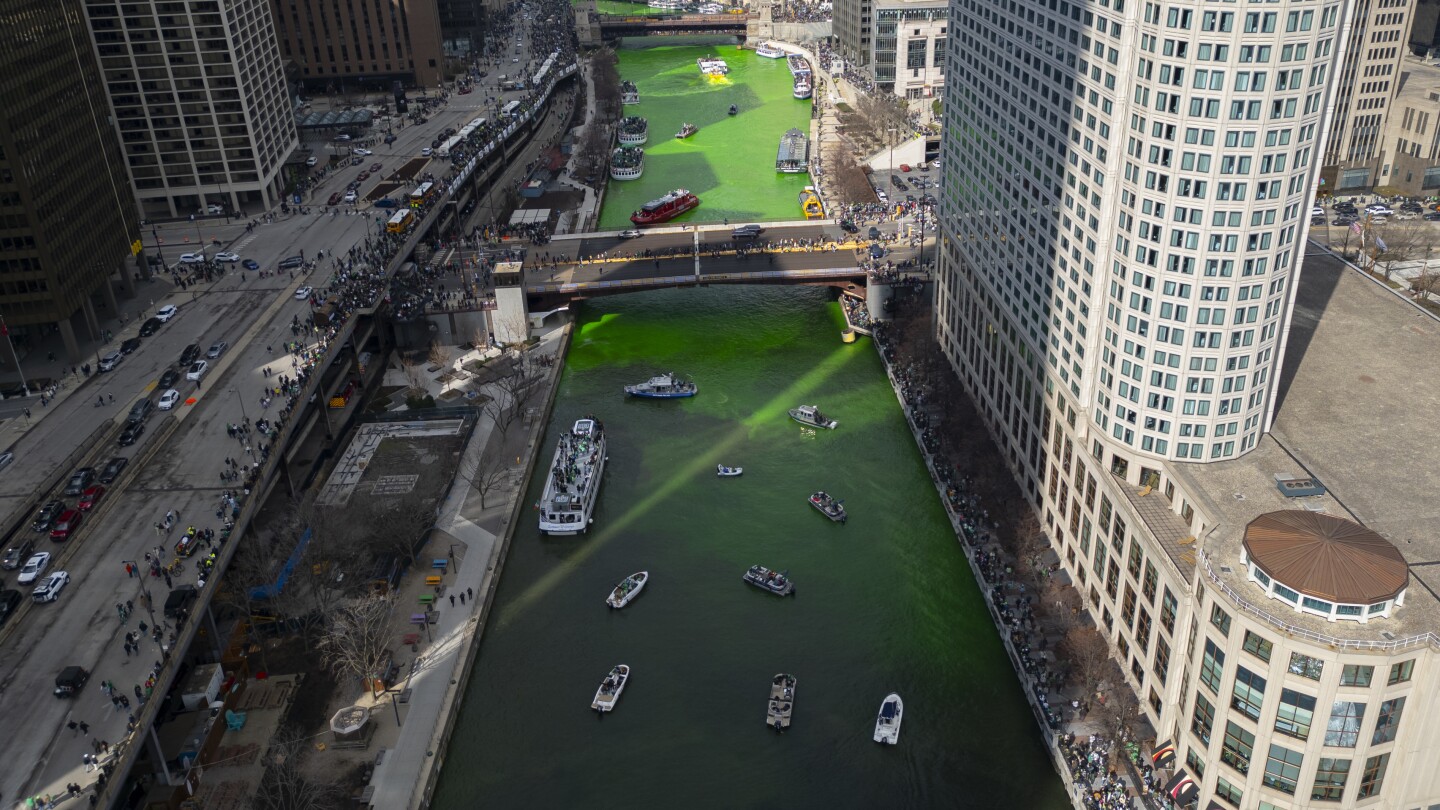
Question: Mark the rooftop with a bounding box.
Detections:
[1170,247,1440,647]
[1242,510,1408,604]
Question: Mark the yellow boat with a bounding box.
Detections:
[799,187,824,219]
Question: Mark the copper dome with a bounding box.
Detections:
[1243,511,1408,604]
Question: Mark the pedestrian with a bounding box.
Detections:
[449,594,456,607]
[459,591,465,605]
[68,720,79,736]
[467,587,473,600]
[79,721,89,735]
[108,394,114,404]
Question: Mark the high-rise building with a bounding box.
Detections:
[934,0,1440,806]
[1319,0,1414,191]
[834,0,947,97]
[833,0,874,74]
[270,0,446,93]
[84,0,297,220]
[1374,56,1440,193]
[0,0,142,359]
[1408,0,1440,55]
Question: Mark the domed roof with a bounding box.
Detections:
[1243,511,1408,604]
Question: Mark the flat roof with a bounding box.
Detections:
[1170,246,1440,643]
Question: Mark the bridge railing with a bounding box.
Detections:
[525,266,863,295]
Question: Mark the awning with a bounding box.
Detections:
[1151,740,1177,769]
[1164,770,1198,805]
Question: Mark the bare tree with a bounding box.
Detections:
[316,599,395,698]
[1408,259,1440,302]
[353,497,436,566]
[428,340,453,371]
[482,352,541,437]
[253,728,343,810]
[1061,624,1112,695]
[400,353,427,397]
[457,435,516,510]
[1371,219,1434,282]
[831,149,878,205]
[1094,676,1143,748]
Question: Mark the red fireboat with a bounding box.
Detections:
[630,188,700,226]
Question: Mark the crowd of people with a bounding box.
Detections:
[772,0,831,22]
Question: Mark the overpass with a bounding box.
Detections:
[597,12,754,36]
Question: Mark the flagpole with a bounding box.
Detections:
[0,315,27,396]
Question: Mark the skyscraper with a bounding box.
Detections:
[0,0,141,359]
[270,0,446,93]
[84,0,297,219]
[932,0,1440,806]
[1320,0,1414,191]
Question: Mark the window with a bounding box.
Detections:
[1160,589,1177,634]
[1153,636,1171,684]
[1325,701,1365,747]
[1221,721,1254,774]
[1214,775,1243,807]
[1387,659,1413,685]
[1310,757,1350,802]
[1371,696,1405,744]
[1274,689,1316,740]
[1192,693,1215,744]
[1339,664,1373,688]
[1358,753,1389,799]
[1242,630,1272,662]
[1230,666,1266,720]
[1210,604,1231,636]
[1201,639,1225,693]
[1263,744,1304,794]
[1288,652,1323,680]
[1186,746,1206,778]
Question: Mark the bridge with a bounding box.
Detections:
[597,12,755,36]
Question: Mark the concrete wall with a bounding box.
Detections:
[769,21,832,44]
[493,287,530,344]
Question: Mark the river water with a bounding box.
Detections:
[598,40,816,229]
[431,286,1067,808]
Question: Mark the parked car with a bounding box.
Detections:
[839,220,859,234]
[50,509,83,539]
[117,422,144,447]
[139,318,162,337]
[158,368,180,389]
[355,148,372,156]
[305,156,318,167]
[1311,206,1325,217]
[295,286,314,300]
[206,341,228,359]
[31,500,64,531]
[98,351,122,372]
[186,360,209,381]
[2,538,35,568]
[119,337,141,355]
[128,398,153,424]
[32,571,69,603]
[155,304,177,322]
[343,192,358,204]
[215,252,240,263]
[76,486,104,511]
[17,551,50,584]
[158,389,181,410]
[327,192,343,206]
[98,457,128,484]
[63,468,94,496]
[869,226,883,240]
[357,172,370,182]
[0,590,20,627]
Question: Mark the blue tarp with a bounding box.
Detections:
[248,527,313,600]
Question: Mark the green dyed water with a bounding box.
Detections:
[588,0,671,14]
[431,286,1067,809]
[598,41,815,229]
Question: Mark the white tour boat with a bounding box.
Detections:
[592,664,630,712]
[788,404,837,429]
[873,693,903,744]
[697,56,730,76]
[538,417,608,534]
[756,42,785,59]
[606,571,648,608]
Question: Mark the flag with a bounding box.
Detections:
[1375,236,1388,252]
[1350,221,1362,236]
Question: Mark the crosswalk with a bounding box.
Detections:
[232,234,258,252]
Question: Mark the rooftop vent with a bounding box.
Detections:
[1275,474,1326,498]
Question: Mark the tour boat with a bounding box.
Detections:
[606,571,648,608]
[610,146,645,181]
[787,54,812,78]
[675,122,699,139]
[743,565,795,596]
[621,80,641,105]
[592,664,630,712]
[873,693,903,744]
[776,128,809,173]
[648,0,684,7]
[793,77,813,100]
[631,188,700,226]
[799,187,823,219]
[756,42,785,59]
[809,491,847,523]
[697,56,730,76]
[716,464,743,477]
[788,404,837,429]
[728,104,739,115]
[538,417,608,535]
[617,115,648,146]
[767,674,796,731]
[624,372,697,398]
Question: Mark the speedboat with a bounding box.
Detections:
[676,122,699,139]
[767,674,796,730]
[809,491,847,523]
[606,571,648,608]
[624,372,697,398]
[538,417,608,535]
[717,465,743,477]
[788,404,837,429]
[742,565,795,596]
[592,665,630,712]
[728,104,738,115]
[873,693,903,744]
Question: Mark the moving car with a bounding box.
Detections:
[369,163,383,173]
[18,551,50,584]
[839,220,859,234]
[98,351,122,372]
[50,509,83,539]
[128,398,153,424]
[63,468,94,496]
[869,226,883,240]
[327,192,343,206]
[117,422,145,447]
[206,341,228,359]
[186,360,209,381]
[619,229,643,239]
[355,148,372,156]
[343,191,358,204]
[732,224,764,239]
[180,343,201,365]
[32,571,69,603]
[32,500,65,531]
[243,259,260,271]
[158,368,180,389]
[421,147,433,156]
[139,318,162,337]
[215,252,240,263]
[279,256,304,270]
[158,389,181,410]
[296,286,314,300]
[334,133,351,141]
[179,252,205,264]
[1311,206,1325,217]
[77,486,105,511]
[98,457,128,484]
[2,538,35,568]
[54,665,89,698]
[357,172,370,182]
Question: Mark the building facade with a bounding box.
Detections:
[0,0,141,359]
[84,0,296,220]
[1319,0,1413,191]
[834,0,946,96]
[832,0,873,73]
[1373,56,1440,193]
[935,0,1440,807]
[270,0,446,92]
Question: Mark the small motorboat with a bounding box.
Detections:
[767,673,796,730]
[788,404,837,429]
[743,565,795,596]
[809,491,847,523]
[606,571,648,608]
[874,693,903,744]
[676,122,699,139]
[717,465,743,477]
[728,104,738,115]
[592,664,630,712]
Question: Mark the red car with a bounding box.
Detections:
[369,162,382,173]
[49,509,82,540]
[357,171,370,181]
[899,164,912,172]
[327,192,343,206]
[77,485,106,511]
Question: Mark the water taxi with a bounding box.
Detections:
[538,417,608,534]
[799,187,823,219]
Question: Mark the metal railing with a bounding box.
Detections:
[1199,551,1439,653]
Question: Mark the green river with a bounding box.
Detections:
[597,40,816,229]
[432,286,1068,808]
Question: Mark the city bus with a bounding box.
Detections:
[408,181,435,209]
[386,209,415,234]
[500,100,521,119]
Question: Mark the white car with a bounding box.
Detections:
[17,551,49,585]
[421,147,433,156]
[355,148,372,156]
[305,156,319,167]
[335,133,351,141]
[343,192,357,204]
[1310,206,1325,217]
[1366,205,1394,216]
[157,389,181,410]
[32,571,68,603]
[179,252,205,264]
[186,360,209,381]
[214,252,239,263]
[155,305,178,322]
[296,286,314,300]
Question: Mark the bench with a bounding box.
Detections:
[402,633,420,646]
[417,594,435,606]
[410,613,428,625]
[431,559,448,571]
[424,575,443,587]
